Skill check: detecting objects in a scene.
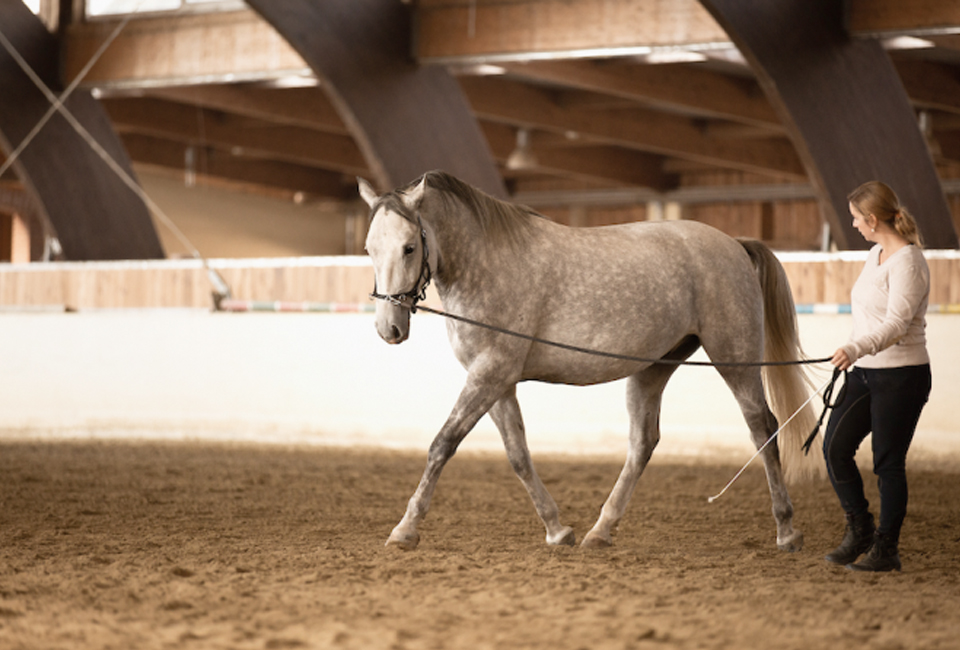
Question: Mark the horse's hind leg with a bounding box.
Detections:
[717,366,803,552]
[582,337,698,549]
[489,388,575,546]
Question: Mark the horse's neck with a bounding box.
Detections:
[427,210,493,301]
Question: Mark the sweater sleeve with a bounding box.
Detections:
[842,260,927,362]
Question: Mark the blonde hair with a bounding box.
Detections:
[847,181,924,248]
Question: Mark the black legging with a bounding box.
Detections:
[822,364,931,543]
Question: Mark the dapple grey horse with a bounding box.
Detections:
[360,171,817,552]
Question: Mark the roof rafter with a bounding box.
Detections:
[459,77,806,180]
[416,0,960,63]
[848,0,960,36]
[101,97,369,177]
[480,122,677,190]
[121,133,355,199]
[500,60,780,130]
[146,85,348,135]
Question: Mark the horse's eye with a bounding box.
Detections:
[403,244,416,256]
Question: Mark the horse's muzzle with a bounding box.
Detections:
[376,307,410,345]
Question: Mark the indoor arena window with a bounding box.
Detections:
[85,0,246,19]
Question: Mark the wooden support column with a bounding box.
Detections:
[245,0,506,197]
[0,211,31,263]
[699,0,958,249]
[0,2,165,260]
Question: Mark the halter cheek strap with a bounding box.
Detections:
[369,214,432,313]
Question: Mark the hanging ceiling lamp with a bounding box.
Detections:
[506,127,538,171]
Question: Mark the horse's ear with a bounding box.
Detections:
[357,177,379,208]
[401,176,427,211]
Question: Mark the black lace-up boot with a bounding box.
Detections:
[824,512,875,565]
[847,532,901,572]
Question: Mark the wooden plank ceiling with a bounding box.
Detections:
[24,0,960,214]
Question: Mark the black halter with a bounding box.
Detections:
[369,213,432,313]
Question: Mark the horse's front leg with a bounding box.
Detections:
[386,374,509,550]
[488,387,575,546]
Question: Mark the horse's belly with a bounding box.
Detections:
[519,323,688,386]
[521,356,642,386]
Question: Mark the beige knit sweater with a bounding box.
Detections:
[841,244,930,369]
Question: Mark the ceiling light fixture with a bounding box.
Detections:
[448,63,508,77]
[643,50,708,64]
[260,74,321,89]
[918,110,941,158]
[882,36,935,50]
[506,128,538,171]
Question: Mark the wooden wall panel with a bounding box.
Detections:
[780,261,825,306]
[770,200,822,250]
[1,255,955,312]
[685,202,764,240]
[0,260,376,310]
[928,257,960,305]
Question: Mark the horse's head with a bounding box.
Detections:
[360,176,436,345]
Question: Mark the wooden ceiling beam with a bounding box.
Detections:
[64,3,960,91]
[459,77,806,180]
[416,0,729,62]
[145,85,347,135]
[64,10,309,88]
[848,0,960,36]
[531,145,677,191]
[927,110,960,130]
[928,34,960,51]
[894,60,960,114]
[416,0,960,63]
[480,122,677,190]
[0,184,39,222]
[247,0,506,197]
[101,97,369,176]
[120,133,355,199]
[500,60,781,129]
[934,130,960,163]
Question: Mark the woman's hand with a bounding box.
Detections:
[831,348,853,371]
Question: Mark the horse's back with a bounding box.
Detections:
[531,218,756,304]
[505,219,762,384]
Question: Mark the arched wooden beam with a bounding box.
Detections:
[0,186,38,223]
[245,0,507,198]
[699,0,958,250]
[0,3,164,260]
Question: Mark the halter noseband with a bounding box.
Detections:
[369,212,433,313]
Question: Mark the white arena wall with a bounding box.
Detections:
[0,308,957,465]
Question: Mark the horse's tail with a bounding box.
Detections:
[738,239,825,483]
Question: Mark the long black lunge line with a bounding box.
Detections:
[802,366,847,455]
[376,296,832,369]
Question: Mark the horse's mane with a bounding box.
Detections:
[417,171,540,248]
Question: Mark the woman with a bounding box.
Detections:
[823,181,931,572]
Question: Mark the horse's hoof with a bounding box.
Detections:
[385,530,420,551]
[580,531,613,549]
[777,530,804,553]
[547,526,576,547]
